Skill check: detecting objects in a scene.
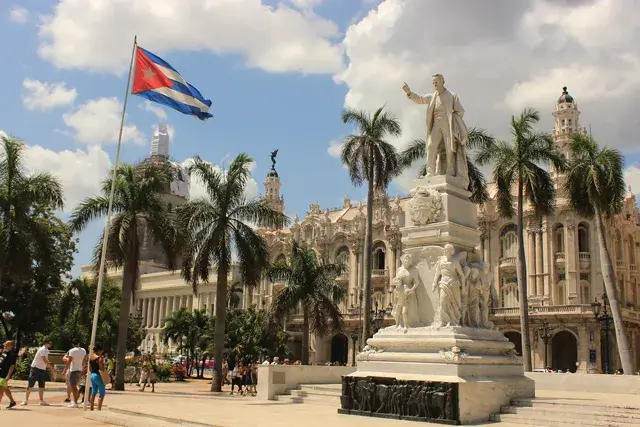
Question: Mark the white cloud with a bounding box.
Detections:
[624,165,640,196]
[21,79,77,111]
[62,97,144,145]
[38,0,343,75]
[327,139,343,159]
[141,101,167,120]
[181,157,259,201]
[0,130,110,211]
[287,0,324,9]
[337,0,640,192]
[9,5,29,23]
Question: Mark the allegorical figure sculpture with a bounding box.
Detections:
[270,149,278,169]
[394,253,429,327]
[402,74,469,188]
[391,277,411,331]
[431,244,466,328]
[464,267,483,327]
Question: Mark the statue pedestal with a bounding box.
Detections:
[338,176,534,425]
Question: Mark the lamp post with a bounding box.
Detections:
[591,294,612,374]
[371,301,386,333]
[535,320,553,369]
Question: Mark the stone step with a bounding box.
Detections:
[511,398,640,416]
[298,384,342,393]
[501,406,640,423]
[295,388,341,398]
[274,394,304,404]
[492,413,640,427]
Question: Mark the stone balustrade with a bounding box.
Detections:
[491,304,593,317]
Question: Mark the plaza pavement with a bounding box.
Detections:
[3,378,639,426]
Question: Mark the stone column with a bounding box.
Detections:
[158,297,165,327]
[578,325,589,373]
[566,220,578,302]
[189,295,194,311]
[389,248,397,282]
[150,298,157,328]
[141,299,148,327]
[355,252,362,304]
[527,228,537,297]
[173,295,179,312]
[542,223,551,299]
[155,297,162,327]
[482,237,490,264]
[536,231,544,297]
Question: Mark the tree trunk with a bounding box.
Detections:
[361,153,374,345]
[516,181,532,371]
[595,210,634,374]
[114,257,135,390]
[301,305,310,365]
[211,263,228,392]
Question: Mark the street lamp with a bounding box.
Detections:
[371,301,387,333]
[591,294,612,374]
[534,320,553,369]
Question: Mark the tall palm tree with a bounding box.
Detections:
[476,108,566,372]
[0,136,64,291]
[398,128,495,204]
[340,106,401,343]
[177,153,288,392]
[563,133,633,374]
[265,241,346,365]
[69,160,177,390]
[227,280,244,309]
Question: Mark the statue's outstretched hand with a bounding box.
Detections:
[402,82,411,94]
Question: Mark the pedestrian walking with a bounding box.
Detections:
[0,340,18,409]
[88,345,107,411]
[22,339,55,406]
[62,339,87,408]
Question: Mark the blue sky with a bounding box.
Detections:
[2,0,640,275]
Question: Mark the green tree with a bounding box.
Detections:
[162,308,211,376]
[227,281,243,309]
[340,107,401,342]
[476,108,566,372]
[69,160,177,390]
[398,128,496,204]
[177,154,288,392]
[563,133,634,374]
[265,241,346,365]
[224,307,292,363]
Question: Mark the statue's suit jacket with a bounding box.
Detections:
[407,88,469,153]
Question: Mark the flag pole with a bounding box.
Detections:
[83,34,137,410]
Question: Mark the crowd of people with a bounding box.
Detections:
[0,338,109,411]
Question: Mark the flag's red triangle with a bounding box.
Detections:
[132,47,174,94]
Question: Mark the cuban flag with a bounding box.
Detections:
[132,46,213,121]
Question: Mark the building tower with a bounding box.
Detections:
[552,87,587,183]
[262,161,285,215]
[139,124,190,267]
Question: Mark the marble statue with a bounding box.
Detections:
[465,267,483,327]
[394,253,429,327]
[408,185,443,226]
[402,74,469,188]
[430,244,466,328]
[480,264,494,329]
[390,277,411,331]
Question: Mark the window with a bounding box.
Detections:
[578,225,589,252]
[501,279,518,308]
[372,242,386,270]
[616,231,624,261]
[500,224,518,259]
[556,226,565,253]
[581,282,590,304]
[304,226,313,241]
[335,247,349,268]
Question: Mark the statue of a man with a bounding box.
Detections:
[402,74,469,188]
[431,244,466,328]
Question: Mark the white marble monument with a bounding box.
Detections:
[339,75,534,425]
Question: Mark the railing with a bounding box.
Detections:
[491,304,593,316]
[578,252,591,262]
[616,260,625,269]
[555,252,566,262]
[372,268,389,277]
[630,264,638,274]
[499,257,516,269]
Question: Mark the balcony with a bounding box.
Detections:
[630,264,638,275]
[555,252,566,268]
[491,304,593,317]
[499,257,516,274]
[578,252,591,270]
[336,272,349,283]
[616,260,625,270]
[372,268,389,277]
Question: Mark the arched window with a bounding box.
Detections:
[501,280,518,308]
[578,225,589,253]
[304,225,313,241]
[335,247,349,268]
[500,224,517,259]
[628,238,636,265]
[372,242,386,271]
[555,225,565,253]
[616,231,624,261]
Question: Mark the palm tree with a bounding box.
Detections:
[69,160,177,390]
[476,108,566,372]
[265,241,346,365]
[398,128,495,204]
[0,136,64,293]
[162,308,193,358]
[563,133,634,374]
[227,280,243,309]
[340,106,401,342]
[177,153,288,392]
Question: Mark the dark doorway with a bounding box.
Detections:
[504,331,523,356]
[552,331,578,372]
[330,333,349,365]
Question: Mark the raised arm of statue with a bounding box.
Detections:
[402,82,431,105]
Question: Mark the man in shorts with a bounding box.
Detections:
[22,339,54,406]
[0,340,17,409]
[62,339,87,408]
